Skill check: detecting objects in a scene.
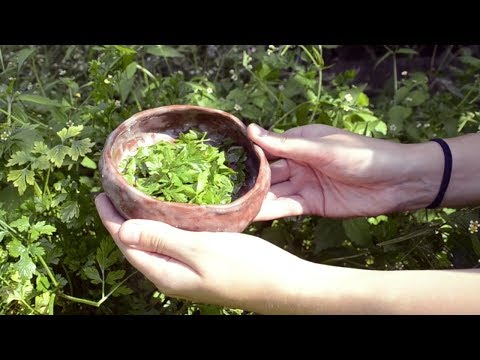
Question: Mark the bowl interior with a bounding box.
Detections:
[109,107,260,200]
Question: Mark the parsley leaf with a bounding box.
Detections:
[119,130,247,205]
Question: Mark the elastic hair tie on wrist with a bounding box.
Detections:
[426,138,452,209]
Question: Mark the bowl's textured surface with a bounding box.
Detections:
[99,105,270,232]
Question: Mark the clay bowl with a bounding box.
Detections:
[99,105,270,232]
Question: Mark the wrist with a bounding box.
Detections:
[393,141,444,211]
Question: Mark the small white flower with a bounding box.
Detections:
[416,122,422,128]
[8,77,15,81]
[27,83,33,90]
[267,49,273,56]
[0,130,11,142]
[108,74,113,79]
[59,69,66,76]
[405,97,413,102]
[206,87,213,94]
[177,70,184,75]
[423,123,430,128]
[389,124,397,132]
[247,64,253,70]
[104,78,111,84]
[189,70,195,75]
[115,100,121,108]
[75,92,81,98]
[401,71,408,76]
[229,69,235,75]
[469,220,479,234]
[66,120,74,127]
[344,93,353,103]
[231,74,238,81]
[278,85,285,91]
[234,104,242,111]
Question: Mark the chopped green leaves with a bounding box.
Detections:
[118,130,247,205]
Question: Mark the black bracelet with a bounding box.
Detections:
[426,138,452,209]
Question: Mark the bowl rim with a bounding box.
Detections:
[101,104,270,210]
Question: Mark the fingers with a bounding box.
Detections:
[117,219,199,266]
[269,180,299,198]
[95,193,125,240]
[247,123,320,161]
[270,159,291,184]
[95,194,199,292]
[119,247,199,291]
[254,196,307,221]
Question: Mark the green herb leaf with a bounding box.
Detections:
[119,130,247,206]
[69,138,94,161]
[83,266,102,284]
[81,156,97,169]
[10,216,30,232]
[47,145,71,167]
[30,221,56,241]
[105,270,125,285]
[58,201,80,222]
[7,168,35,195]
[7,151,34,167]
[57,125,84,142]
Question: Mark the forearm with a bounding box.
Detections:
[398,133,480,211]
[265,262,480,315]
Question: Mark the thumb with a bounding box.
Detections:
[118,219,197,264]
[247,123,319,161]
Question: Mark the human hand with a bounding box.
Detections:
[248,123,442,220]
[94,193,307,314]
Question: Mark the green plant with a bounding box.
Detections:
[119,129,247,205]
[1,45,479,315]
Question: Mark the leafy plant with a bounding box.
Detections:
[1,44,479,315]
[119,129,247,205]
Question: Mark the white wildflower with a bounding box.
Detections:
[344,93,353,103]
[0,130,11,142]
[469,220,479,234]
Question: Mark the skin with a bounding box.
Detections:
[95,124,480,314]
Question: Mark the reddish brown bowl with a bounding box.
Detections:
[99,105,270,232]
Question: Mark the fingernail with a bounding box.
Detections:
[119,221,141,245]
[250,123,268,137]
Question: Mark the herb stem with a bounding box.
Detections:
[38,254,59,288]
[31,58,46,97]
